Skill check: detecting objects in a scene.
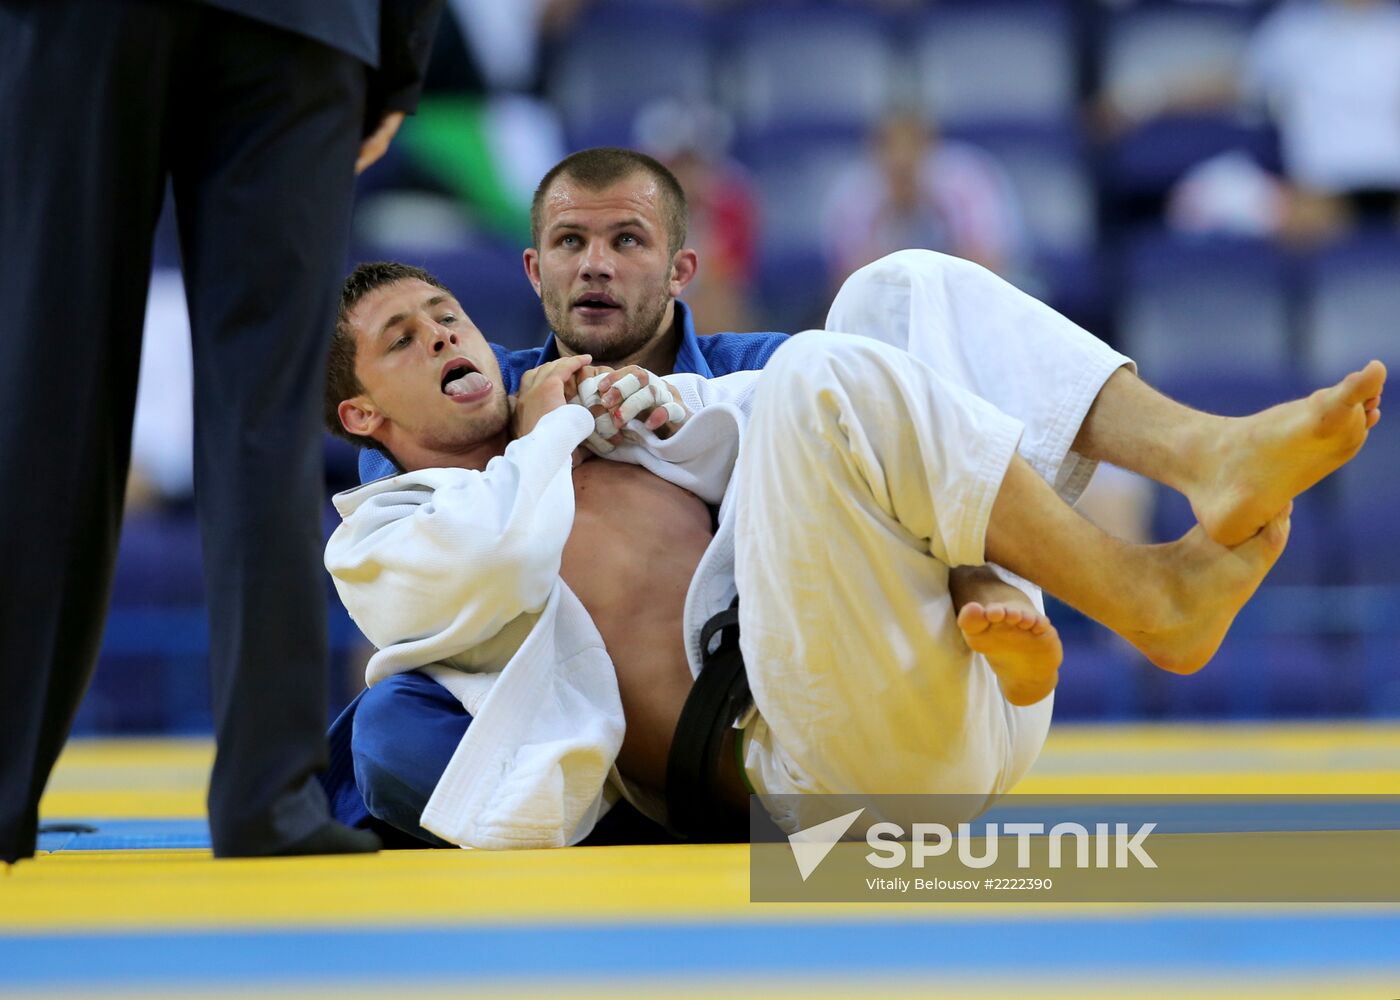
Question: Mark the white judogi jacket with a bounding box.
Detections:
[325,371,759,850]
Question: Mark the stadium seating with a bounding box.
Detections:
[548,2,712,150]
[1099,1,1255,122]
[1104,116,1280,204]
[1119,231,1295,381]
[1049,638,1146,721]
[1302,231,1400,382]
[743,123,866,329]
[722,5,896,133]
[950,123,1095,259]
[949,121,1100,318]
[1299,233,1399,584]
[1331,409,1400,585]
[1098,1,1274,203]
[911,0,1078,128]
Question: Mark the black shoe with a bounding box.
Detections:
[220,820,382,858]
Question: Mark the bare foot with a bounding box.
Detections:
[958,601,1062,707]
[951,568,1062,707]
[1128,510,1291,674]
[1190,360,1385,546]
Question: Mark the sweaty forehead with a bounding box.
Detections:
[543,174,663,228]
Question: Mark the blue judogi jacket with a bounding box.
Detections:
[324,302,786,838]
[357,301,788,482]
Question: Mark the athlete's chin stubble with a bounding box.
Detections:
[546,292,670,365]
[434,392,509,452]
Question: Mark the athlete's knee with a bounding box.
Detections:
[843,247,983,296]
[761,332,910,418]
[351,672,465,834]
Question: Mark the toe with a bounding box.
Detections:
[1348,360,1388,403]
[1231,511,1289,572]
[1260,511,1291,555]
[957,603,990,634]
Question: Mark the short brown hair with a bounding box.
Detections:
[325,261,449,456]
[530,147,689,257]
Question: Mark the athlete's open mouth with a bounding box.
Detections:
[440,358,487,397]
[573,291,620,310]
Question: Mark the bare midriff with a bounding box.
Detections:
[561,458,713,793]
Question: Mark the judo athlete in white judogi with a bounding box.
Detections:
[324,250,1385,849]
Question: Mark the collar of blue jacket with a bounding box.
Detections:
[355,300,787,484]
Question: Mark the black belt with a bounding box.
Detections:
[664,598,751,842]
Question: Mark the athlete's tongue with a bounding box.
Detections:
[443,371,490,397]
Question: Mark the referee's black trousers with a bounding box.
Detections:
[0,0,366,859]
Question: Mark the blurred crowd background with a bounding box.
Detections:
[91,0,1399,736]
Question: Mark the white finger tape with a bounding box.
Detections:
[585,433,615,454]
[595,411,618,438]
[618,385,662,422]
[576,375,604,409]
[610,373,642,399]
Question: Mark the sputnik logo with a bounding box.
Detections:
[787,808,865,881]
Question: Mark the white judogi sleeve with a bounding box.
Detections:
[326,404,595,685]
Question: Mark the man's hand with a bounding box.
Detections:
[513,354,594,439]
[598,367,690,437]
[356,111,406,175]
[573,365,690,453]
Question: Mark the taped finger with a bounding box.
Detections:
[610,373,643,400]
[618,385,664,423]
[584,432,615,454]
[577,375,605,409]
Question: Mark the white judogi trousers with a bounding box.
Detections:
[735,251,1133,814]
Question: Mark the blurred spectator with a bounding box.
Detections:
[1159,0,1400,246]
[634,100,761,334]
[819,111,1026,288]
[1093,38,1241,140]
[1166,149,1352,246]
[1243,0,1400,231]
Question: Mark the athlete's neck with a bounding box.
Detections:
[388,425,511,474]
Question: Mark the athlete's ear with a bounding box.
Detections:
[338,396,383,439]
[669,247,699,298]
[523,248,542,298]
